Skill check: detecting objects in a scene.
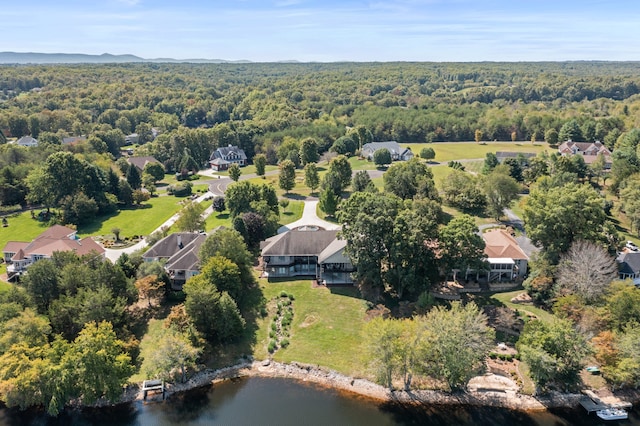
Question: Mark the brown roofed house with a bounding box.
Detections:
[2,225,105,277]
[127,156,162,172]
[482,228,529,282]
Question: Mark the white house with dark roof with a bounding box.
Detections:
[209,145,247,171]
[261,227,354,284]
[2,225,105,277]
[361,141,413,162]
[142,232,207,290]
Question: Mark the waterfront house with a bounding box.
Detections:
[261,227,354,284]
[142,232,207,290]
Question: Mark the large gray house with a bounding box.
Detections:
[209,145,248,171]
[261,227,355,285]
[143,232,207,290]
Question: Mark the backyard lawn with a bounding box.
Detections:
[254,279,371,378]
[0,211,56,250]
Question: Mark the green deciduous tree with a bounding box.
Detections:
[352,170,375,193]
[228,163,241,182]
[373,148,392,166]
[319,187,339,217]
[439,215,486,280]
[418,302,494,391]
[523,182,611,262]
[143,162,165,182]
[304,162,320,194]
[174,200,205,232]
[145,327,201,383]
[419,147,435,161]
[383,158,439,201]
[299,137,319,166]
[278,159,296,194]
[482,169,520,220]
[440,169,486,213]
[322,155,352,195]
[254,153,267,178]
[517,319,589,390]
[66,321,133,404]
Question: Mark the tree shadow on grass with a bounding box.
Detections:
[78,204,152,235]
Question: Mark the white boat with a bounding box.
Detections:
[596,408,628,421]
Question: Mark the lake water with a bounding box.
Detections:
[1,377,638,425]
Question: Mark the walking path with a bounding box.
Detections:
[104,191,215,262]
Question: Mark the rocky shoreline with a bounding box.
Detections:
[119,360,620,412]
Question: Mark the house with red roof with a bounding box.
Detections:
[2,225,105,276]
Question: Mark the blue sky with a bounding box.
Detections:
[4,0,640,61]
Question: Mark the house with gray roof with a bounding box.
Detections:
[617,251,640,281]
[361,141,413,162]
[127,156,161,172]
[16,136,38,147]
[261,227,354,284]
[143,232,207,290]
[209,145,247,171]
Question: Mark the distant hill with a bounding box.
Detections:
[0,52,251,64]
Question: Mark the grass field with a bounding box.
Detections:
[254,279,371,377]
[77,196,184,238]
[130,318,164,383]
[491,290,554,324]
[0,212,55,250]
[404,142,551,163]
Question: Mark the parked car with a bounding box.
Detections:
[626,241,638,251]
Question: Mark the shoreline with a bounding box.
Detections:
[120,360,625,412]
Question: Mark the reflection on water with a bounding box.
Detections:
[0,377,638,425]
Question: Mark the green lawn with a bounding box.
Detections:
[130,318,164,383]
[491,290,554,324]
[404,142,550,163]
[254,280,371,378]
[278,201,304,225]
[77,196,184,238]
[0,212,54,250]
[205,211,232,231]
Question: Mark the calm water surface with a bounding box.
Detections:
[1,377,638,425]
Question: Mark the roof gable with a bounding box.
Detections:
[617,252,640,275]
[483,229,528,260]
[143,232,204,259]
[127,156,160,171]
[262,229,339,257]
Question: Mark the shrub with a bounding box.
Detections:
[287,293,295,300]
[280,291,288,298]
[280,339,290,348]
[268,340,277,353]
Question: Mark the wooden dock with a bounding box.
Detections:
[580,390,632,413]
[142,379,165,401]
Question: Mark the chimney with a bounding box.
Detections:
[177,234,183,249]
